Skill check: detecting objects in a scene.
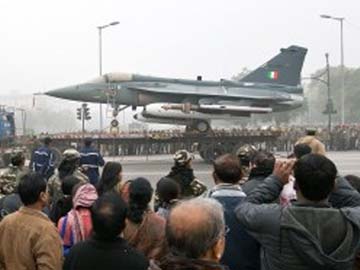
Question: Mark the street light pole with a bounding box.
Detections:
[97,21,119,132]
[320,14,345,124]
[340,18,345,124]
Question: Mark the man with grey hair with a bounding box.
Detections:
[154,198,227,270]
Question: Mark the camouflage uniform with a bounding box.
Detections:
[0,165,26,198]
[47,169,88,205]
[235,144,257,183]
[47,149,89,205]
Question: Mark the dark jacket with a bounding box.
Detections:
[64,237,148,270]
[241,167,272,195]
[235,175,360,270]
[29,145,55,180]
[205,184,261,270]
[79,146,105,185]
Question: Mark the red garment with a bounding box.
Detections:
[58,184,98,250]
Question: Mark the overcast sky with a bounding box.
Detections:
[1,0,359,95]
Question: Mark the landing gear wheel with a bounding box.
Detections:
[195,121,210,133]
[111,119,119,127]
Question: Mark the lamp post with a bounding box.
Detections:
[320,14,345,124]
[97,21,119,132]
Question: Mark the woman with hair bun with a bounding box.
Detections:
[123,177,166,260]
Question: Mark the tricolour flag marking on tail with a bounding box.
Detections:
[267,71,279,80]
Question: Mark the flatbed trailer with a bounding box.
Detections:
[48,131,280,163]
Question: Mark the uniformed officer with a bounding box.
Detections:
[79,137,105,185]
[47,149,88,206]
[29,136,55,180]
[166,149,207,198]
[0,151,27,198]
[235,144,257,183]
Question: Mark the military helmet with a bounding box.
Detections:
[10,150,26,166]
[63,149,81,160]
[174,149,194,165]
[236,144,257,166]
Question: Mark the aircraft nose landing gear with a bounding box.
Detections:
[185,120,211,133]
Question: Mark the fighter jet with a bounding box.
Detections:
[46,45,307,132]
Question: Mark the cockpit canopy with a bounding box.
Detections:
[87,72,133,84]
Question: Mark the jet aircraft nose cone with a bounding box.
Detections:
[45,85,80,99]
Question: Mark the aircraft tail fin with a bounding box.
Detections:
[240,45,307,86]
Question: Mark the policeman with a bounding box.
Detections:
[48,149,88,206]
[79,137,105,185]
[165,149,207,199]
[235,144,257,183]
[29,136,55,180]
[0,151,27,198]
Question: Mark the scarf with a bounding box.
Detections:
[60,184,98,245]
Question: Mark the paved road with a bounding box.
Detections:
[105,151,360,188]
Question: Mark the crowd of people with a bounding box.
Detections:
[1,131,360,270]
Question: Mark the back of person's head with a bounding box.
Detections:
[10,151,26,167]
[128,177,153,224]
[156,177,180,203]
[250,151,275,176]
[72,183,98,209]
[294,143,312,160]
[43,136,52,146]
[97,162,122,196]
[344,175,360,193]
[18,172,47,206]
[61,175,81,196]
[306,129,317,136]
[166,198,225,259]
[213,154,242,184]
[294,154,337,201]
[91,192,128,241]
[84,137,93,147]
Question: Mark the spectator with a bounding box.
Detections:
[64,192,148,270]
[236,154,360,270]
[58,183,98,256]
[204,154,260,270]
[344,175,360,193]
[296,129,326,155]
[79,137,105,185]
[156,198,226,270]
[97,162,122,196]
[155,177,180,219]
[165,149,206,199]
[280,143,311,206]
[0,172,62,269]
[48,149,88,206]
[293,143,312,159]
[123,177,166,260]
[242,151,275,195]
[29,136,55,180]
[49,175,81,223]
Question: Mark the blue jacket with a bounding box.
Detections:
[205,184,261,270]
[79,146,105,185]
[30,146,55,180]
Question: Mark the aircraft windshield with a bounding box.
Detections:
[86,72,133,84]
